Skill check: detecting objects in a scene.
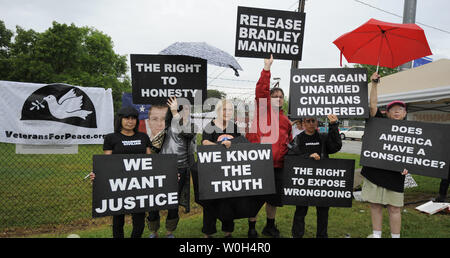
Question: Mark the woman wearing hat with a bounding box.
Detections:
[90,106,152,238]
[361,72,409,238]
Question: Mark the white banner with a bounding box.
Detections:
[0,80,114,145]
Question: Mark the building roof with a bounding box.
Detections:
[374,58,450,106]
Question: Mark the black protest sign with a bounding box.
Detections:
[360,117,450,179]
[235,6,306,60]
[282,157,355,207]
[130,54,207,104]
[289,68,369,119]
[92,154,179,218]
[196,143,276,200]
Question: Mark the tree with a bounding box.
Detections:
[353,63,398,78]
[207,89,226,99]
[0,20,130,112]
[0,21,14,79]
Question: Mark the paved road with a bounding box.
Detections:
[340,139,362,155]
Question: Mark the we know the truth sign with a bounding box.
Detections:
[196,143,276,200]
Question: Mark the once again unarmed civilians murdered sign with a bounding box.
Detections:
[196,143,276,200]
[130,54,207,105]
[92,154,179,218]
[289,68,369,119]
[360,118,450,179]
[235,6,306,60]
[282,157,355,207]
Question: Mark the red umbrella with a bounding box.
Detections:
[333,18,432,72]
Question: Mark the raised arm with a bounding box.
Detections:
[255,54,273,99]
[369,72,381,117]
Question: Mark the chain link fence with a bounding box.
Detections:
[0,143,102,234]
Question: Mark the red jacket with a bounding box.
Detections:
[246,69,292,168]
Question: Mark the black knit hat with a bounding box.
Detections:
[117,106,139,117]
[115,106,139,133]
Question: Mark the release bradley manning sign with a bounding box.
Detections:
[282,157,355,207]
[360,118,450,179]
[197,143,276,200]
[130,54,207,105]
[235,6,306,60]
[92,154,179,218]
[289,68,369,119]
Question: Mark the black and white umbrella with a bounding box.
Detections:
[160,42,243,76]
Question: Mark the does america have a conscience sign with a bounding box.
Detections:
[197,143,276,200]
[289,68,369,119]
[282,157,355,207]
[92,154,179,217]
[235,6,306,60]
[360,118,450,179]
[130,54,207,105]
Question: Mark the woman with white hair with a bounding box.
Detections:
[199,99,241,238]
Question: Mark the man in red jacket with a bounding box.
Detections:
[246,55,292,238]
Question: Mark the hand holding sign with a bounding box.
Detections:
[327,114,338,124]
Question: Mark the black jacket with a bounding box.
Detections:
[287,123,342,159]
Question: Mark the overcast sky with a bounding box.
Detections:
[1,0,449,100]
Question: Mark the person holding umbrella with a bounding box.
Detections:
[361,72,409,238]
[147,97,197,238]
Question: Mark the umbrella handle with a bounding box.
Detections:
[372,63,380,83]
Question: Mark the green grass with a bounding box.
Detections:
[0,143,102,229]
[1,145,448,238]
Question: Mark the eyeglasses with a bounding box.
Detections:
[304,119,316,123]
[388,106,406,112]
[271,95,284,99]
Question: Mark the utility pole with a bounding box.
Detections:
[291,0,306,69]
[399,0,417,71]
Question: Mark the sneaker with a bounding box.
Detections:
[262,225,280,238]
[149,233,158,238]
[248,228,258,238]
[166,234,175,238]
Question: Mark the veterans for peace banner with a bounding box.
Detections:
[130,54,207,105]
[282,157,355,207]
[92,154,179,218]
[196,143,276,200]
[360,118,450,179]
[235,6,306,60]
[0,80,114,145]
[289,68,369,119]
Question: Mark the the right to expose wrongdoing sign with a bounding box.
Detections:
[360,117,450,179]
[282,157,355,207]
[289,68,369,119]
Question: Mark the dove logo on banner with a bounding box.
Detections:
[0,80,114,145]
[21,84,97,128]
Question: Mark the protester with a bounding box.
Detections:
[89,106,151,238]
[246,54,293,238]
[361,72,409,238]
[287,114,342,238]
[200,99,241,238]
[435,169,449,202]
[147,97,197,238]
